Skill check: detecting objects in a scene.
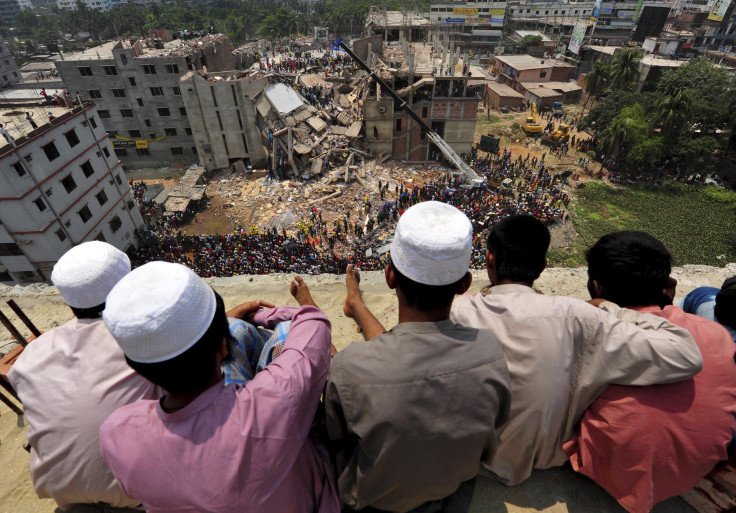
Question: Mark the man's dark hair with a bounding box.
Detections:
[391,263,465,311]
[126,291,229,394]
[487,215,550,284]
[715,276,736,329]
[71,304,105,319]
[586,231,672,308]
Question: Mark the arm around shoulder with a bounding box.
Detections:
[586,301,702,386]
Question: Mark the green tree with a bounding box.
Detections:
[259,7,296,38]
[581,60,611,118]
[517,34,542,52]
[610,48,642,89]
[652,89,693,143]
[599,104,649,159]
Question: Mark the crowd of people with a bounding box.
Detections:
[9,210,736,513]
[257,46,355,76]
[128,144,574,277]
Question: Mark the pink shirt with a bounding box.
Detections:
[564,305,736,513]
[99,306,339,513]
[7,318,160,509]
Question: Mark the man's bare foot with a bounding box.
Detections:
[290,275,318,307]
[343,264,363,318]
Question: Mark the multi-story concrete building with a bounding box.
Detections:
[57,0,112,11]
[17,0,32,10]
[0,0,19,25]
[0,36,21,87]
[180,71,268,171]
[429,0,508,50]
[0,101,144,285]
[55,34,234,169]
[364,42,482,160]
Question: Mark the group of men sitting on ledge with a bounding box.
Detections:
[8,203,736,513]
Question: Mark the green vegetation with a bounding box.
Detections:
[5,0,432,54]
[579,57,736,176]
[548,182,736,267]
[517,34,542,52]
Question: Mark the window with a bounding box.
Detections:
[222,134,229,154]
[236,110,243,129]
[420,128,426,140]
[540,68,548,78]
[103,65,117,75]
[98,110,110,118]
[128,76,136,86]
[136,148,150,156]
[116,148,128,156]
[56,229,67,242]
[127,199,136,210]
[46,188,53,197]
[144,119,151,127]
[64,129,80,147]
[422,106,428,118]
[165,63,179,74]
[395,118,402,132]
[216,111,223,130]
[157,108,170,116]
[231,84,238,105]
[24,154,32,163]
[142,64,156,75]
[164,127,177,136]
[121,109,134,117]
[150,86,164,96]
[42,142,60,161]
[149,133,156,139]
[95,232,106,242]
[172,87,181,96]
[78,205,92,223]
[129,129,142,138]
[120,54,128,65]
[179,107,187,116]
[109,215,122,232]
[171,147,184,155]
[34,197,46,211]
[211,88,218,107]
[192,147,197,154]
[112,89,126,98]
[96,189,108,205]
[88,89,102,99]
[81,161,95,177]
[136,98,144,106]
[103,147,110,158]
[0,243,23,256]
[185,127,192,135]
[115,174,123,185]
[78,66,93,76]
[13,161,25,176]
[61,174,77,193]
[241,133,248,153]
[89,116,97,129]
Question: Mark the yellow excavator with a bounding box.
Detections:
[525,103,543,134]
[542,123,571,146]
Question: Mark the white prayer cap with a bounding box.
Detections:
[389,201,473,286]
[103,262,216,364]
[51,241,131,309]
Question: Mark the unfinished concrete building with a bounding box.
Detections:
[363,42,483,161]
[365,9,434,42]
[55,35,235,169]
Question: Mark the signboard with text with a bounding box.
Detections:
[591,0,604,21]
[707,0,731,21]
[569,22,586,55]
[453,7,478,15]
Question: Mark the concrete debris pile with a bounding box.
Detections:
[147,33,230,58]
[233,40,272,70]
[154,166,207,216]
[253,75,371,179]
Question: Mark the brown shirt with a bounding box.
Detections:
[324,320,511,512]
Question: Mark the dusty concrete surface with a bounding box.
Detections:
[2,263,735,513]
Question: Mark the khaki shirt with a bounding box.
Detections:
[450,284,702,486]
[325,320,511,512]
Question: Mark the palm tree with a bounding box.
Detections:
[599,110,642,158]
[652,89,693,143]
[581,60,611,118]
[611,48,642,89]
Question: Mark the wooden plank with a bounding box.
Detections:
[6,300,41,338]
[0,310,27,347]
[712,462,736,497]
[681,476,736,513]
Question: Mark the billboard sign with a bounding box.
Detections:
[453,7,478,15]
[569,22,586,55]
[591,0,604,21]
[445,18,465,23]
[707,0,731,21]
